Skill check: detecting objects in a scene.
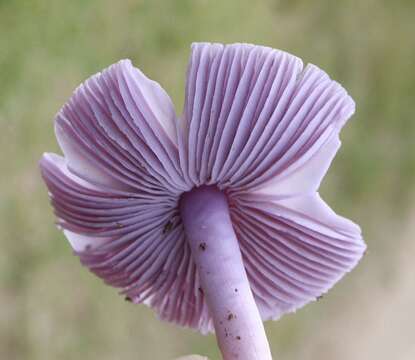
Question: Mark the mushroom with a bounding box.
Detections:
[40,43,366,360]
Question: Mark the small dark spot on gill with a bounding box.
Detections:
[236,336,241,340]
[125,296,132,302]
[198,287,204,295]
[163,220,173,234]
[85,244,92,251]
[116,222,123,228]
[234,288,238,292]
[227,313,235,321]
[199,242,206,251]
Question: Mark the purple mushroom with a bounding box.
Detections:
[40,43,366,360]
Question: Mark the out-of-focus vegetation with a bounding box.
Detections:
[1,0,414,359]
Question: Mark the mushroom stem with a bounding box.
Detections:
[180,186,273,360]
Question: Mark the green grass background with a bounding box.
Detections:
[1,0,414,359]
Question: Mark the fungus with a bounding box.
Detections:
[40,43,366,360]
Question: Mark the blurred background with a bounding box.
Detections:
[1,0,414,359]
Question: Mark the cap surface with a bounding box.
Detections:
[40,43,365,333]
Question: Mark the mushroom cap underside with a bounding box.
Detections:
[40,43,365,334]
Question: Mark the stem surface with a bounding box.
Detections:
[180,186,272,360]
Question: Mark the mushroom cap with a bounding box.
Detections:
[40,43,366,334]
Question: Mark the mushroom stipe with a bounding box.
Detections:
[40,42,366,360]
